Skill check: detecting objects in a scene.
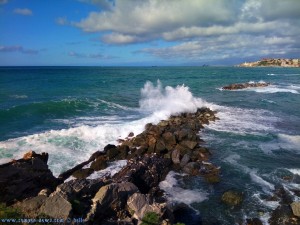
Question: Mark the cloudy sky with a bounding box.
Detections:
[0,0,299,66]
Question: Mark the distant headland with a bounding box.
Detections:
[237,58,300,67]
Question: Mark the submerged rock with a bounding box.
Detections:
[221,191,243,206]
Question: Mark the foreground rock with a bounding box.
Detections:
[0,151,60,204]
[222,82,270,90]
[1,107,221,224]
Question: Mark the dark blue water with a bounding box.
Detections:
[0,66,299,224]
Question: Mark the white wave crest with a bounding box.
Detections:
[0,81,209,176]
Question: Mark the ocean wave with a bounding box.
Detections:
[260,134,300,154]
[9,94,28,99]
[0,81,210,176]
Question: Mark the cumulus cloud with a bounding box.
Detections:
[0,45,39,54]
[72,0,300,62]
[13,8,32,16]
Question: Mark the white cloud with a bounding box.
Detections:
[71,0,300,62]
[68,51,115,59]
[13,8,32,16]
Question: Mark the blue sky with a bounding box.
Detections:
[0,0,299,66]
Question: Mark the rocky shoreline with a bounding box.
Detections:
[1,107,299,224]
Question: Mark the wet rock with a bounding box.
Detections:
[182,162,201,175]
[291,202,300,217]
[221,191,243,206]
[107,147,120,160]
[269,205,298,225]
[222,82,270,90]
[128,132,134,137]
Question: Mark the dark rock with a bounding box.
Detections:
[107,147,120,160]
[90,155,108,171]
[180,154,190,167]
[246,218,263,225]
[113,155,171,194]
[104,144,117,153]
[128,132,134,137]
[155,139,166,154]
[162,132,177,146]
[180,140,198,150]
[222,82,270,90]
[13,195,47,218]
[0,152,60,204]
[269,204,298,225]
[221,191,243,206]
[182,162,201,175]
[72,168,94,179]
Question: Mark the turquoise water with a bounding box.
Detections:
[0,66,300,224]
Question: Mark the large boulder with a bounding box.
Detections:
[127,193,167,222]
[86,182,139,223]
[0,151,60,204]
[290,202,300,217]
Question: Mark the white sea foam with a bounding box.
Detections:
[9,95,28,99]
[250,171,275,191]
[0,81,209,176]
[287,168,300,176]
[206,105,280,135]
[250,86,299,94]
[260,134,300,153]
[253,193,279,210]
[159,171,208,205]
[87,160,127,179]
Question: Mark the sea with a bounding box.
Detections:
[0,66,299,224]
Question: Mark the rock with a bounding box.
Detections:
[180,154,190,167]
[72,168,94,179]
[222,82,270,90]
[291,202,300,217]
[128,132,134,137]
[40,192,72,220]
[13,195,47,218]
[171,149,181,164]
[107,147,120,160]
[162,132,177,146]
[182,162,201,175]
[104,144,117,153]
[127,193,166,221]
[155,139,166,154]
[158,120,169,127]
[113,155,171,194]
[0,152,60,204]
[176,129,188,141]
[221,191,243,206]
[23,150,37,160]
[38,188,51,196]
[246,218,263,225]
[90,155,108,171]
[180,140,198,150]
[269,205,297,225]
[87,182,139,222]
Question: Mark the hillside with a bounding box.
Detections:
[237,58,300,67]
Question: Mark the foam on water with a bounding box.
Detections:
[287,168,300,176]
[0,81,209,176]
[159,171,208,205]
[87,160,127,180]
[260,134,300,153]
[206,105,280,135]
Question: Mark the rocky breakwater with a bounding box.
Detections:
[0,107,220,224]
[222,82,270,90]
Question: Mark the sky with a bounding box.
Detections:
[0,0,300,66]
